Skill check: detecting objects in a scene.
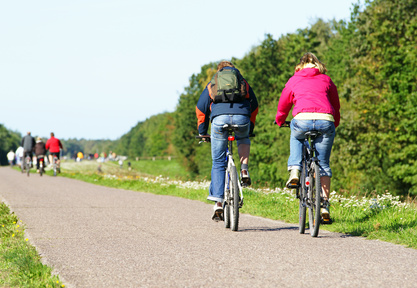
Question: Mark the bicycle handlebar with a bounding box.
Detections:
[196,135,211,143]
[282,121,291,128]
[195,133,255,143]
[274,120,291,127]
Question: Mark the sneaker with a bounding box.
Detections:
[321,207,332,224]
[286,169,300,188]
[212,202,223,222]
[241,170,251,186]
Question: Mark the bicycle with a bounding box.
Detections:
[282,121,330,237]
[20,155,32,177]
[196,124,248,231]
[52,155,59,176]
[37,155,45,176]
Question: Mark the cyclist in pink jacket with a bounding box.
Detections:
[275,52,340,219]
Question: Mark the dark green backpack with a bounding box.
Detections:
[209,69,248,103]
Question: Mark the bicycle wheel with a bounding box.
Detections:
[26,160,30,177]
[224,171,231,229]
[308,162,321,237]
[53,163,57,177]
[39,162,43,176]
[230,167,239,231]
[298,165,307,234]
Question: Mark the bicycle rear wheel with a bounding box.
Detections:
[298,166,307,234]
[308,162,321,237]
[224,171,231,229]
[230,167,239,231]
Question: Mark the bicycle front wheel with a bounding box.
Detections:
[230,167,240,231]
[308,162,321,237]
[298,166,307,234]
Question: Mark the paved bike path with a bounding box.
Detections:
[1,167,416,288]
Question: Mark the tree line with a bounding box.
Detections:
[173,0,417,197]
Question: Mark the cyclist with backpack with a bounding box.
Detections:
[196,61,258,221]
[275,52,340,220]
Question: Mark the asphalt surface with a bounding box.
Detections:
[1,167,416,288]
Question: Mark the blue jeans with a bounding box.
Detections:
[208,115,251,202]
[288,119,336,177]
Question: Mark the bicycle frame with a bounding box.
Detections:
[224,130,244,208]
[196,124,245,231]
[282,121,324,237]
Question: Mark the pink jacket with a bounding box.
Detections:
[275,68,340,127]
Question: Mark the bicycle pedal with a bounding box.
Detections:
[321,217,333,225]
[286,183,299,189]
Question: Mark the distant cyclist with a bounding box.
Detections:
[45,132,63,172]
[275,52,340,219]
[34,137,47,173]
[21,132,35,168]
[196,60,258,221]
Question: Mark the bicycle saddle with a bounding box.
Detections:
[305,130,322,138]
[222,124,239,130]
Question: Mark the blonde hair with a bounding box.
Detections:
[295,52,327,74]
[217,61,235,71]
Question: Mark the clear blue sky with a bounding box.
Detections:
[0,0,357,140]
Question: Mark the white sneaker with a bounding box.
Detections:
[212,202,223,221]
[240,170,251,186]
[286,169,300,188]
[321,207,332,224]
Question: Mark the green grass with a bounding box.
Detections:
[59,159,417,249]
[0,203,64,288]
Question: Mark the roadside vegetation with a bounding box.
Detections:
[0,203,64,288]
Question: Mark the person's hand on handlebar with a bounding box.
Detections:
[273,120,291,128]
[198,135,211,143]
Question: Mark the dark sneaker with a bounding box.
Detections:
[212,202,223,222]
[241,170,251,186]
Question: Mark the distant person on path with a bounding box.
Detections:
[34,137,47,173]
[77,151,84,162]
[15,146,24,166]
[196,60,259,221]
[21,132,35,168]
[275,52,340,220]
[45,132,63,172]
[7,150,15,167]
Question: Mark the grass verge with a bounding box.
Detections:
[0,202,64,288]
